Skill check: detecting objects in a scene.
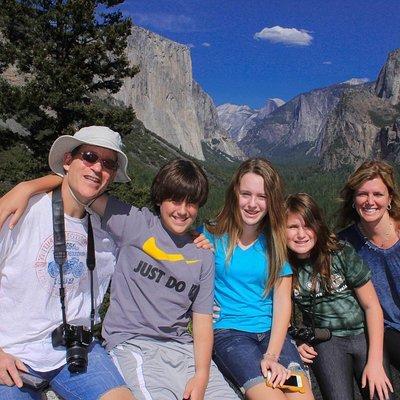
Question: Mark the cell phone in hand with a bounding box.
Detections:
[265,371,305,393]
[20,372,49,391]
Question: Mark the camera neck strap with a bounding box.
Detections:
[52,186,96,332]
[310,292,316,332]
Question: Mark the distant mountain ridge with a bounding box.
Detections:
[239,82,368,157]
[220,49,400,170]
[217,98,285,142]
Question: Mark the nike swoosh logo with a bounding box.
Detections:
[142,237,200,264]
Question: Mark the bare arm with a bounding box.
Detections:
[261,275,292,387]
[183,312,212,400]
[355,281,393,399]
[0,175,62,229]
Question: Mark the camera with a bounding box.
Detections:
[52,324,93,373]
[288,325,331,345]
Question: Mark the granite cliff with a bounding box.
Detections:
[318,49,400,169]
[375,49,400,105]
[238,81,368,158]
[113,26,243,161]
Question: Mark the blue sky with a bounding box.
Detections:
[121,0,400,109]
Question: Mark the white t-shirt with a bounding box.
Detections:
[0,193,116,371]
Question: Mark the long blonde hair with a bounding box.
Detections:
[206,158,288,294]
[337,160,400,229]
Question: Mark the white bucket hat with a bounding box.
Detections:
[48,126,130,182]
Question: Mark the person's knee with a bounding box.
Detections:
[100,386,135,400]
[245,382,287,400]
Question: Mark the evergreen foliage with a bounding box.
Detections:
[0,0,137,157]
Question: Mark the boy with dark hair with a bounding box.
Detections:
[150,158,209,213]
[93,158,238,399]
[0,158,238,400]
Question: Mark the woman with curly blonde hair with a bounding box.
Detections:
[338,160,400,373]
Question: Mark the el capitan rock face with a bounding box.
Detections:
[113,25,243,161]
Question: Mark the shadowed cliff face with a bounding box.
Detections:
[317,89,399,170]
[238,83,358,158]
[112,25,243,161]
[318,49,400,170]
[192,82,245,159]
[375,49,400,105]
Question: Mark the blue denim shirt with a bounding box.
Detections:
[339,224,400,331]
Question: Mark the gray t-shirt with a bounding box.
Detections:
[102,197,215,350]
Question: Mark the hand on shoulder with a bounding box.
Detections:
[0,182,32,230]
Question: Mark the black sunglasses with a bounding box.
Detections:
[76,151,119,171]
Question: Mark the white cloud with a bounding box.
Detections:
[254,26,313,46]
[202,42,211,47]
[133,13,194,32]
[323,61,332,65]
[187,43,195,48]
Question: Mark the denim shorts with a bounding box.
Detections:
[213,329,304,392]
[0,341,127,400]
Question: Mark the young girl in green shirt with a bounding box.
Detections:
[285,193,392,400]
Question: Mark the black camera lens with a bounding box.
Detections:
[66,344,89,373]
[52,324,93,373]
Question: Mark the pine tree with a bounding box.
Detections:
[0,0,138,154]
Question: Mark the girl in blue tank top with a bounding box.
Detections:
[203,158,314,400]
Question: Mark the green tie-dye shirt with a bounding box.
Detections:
[293,242,371,337]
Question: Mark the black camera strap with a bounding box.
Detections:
[52,187,96,333]
[52,187,68,329]
[86,215,96,332]
[310,292,316,332]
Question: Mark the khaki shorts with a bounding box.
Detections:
[110,337,239,400]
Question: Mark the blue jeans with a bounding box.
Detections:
[213,329,304,392]
[311,333,393,400]
[0,341,127,400]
